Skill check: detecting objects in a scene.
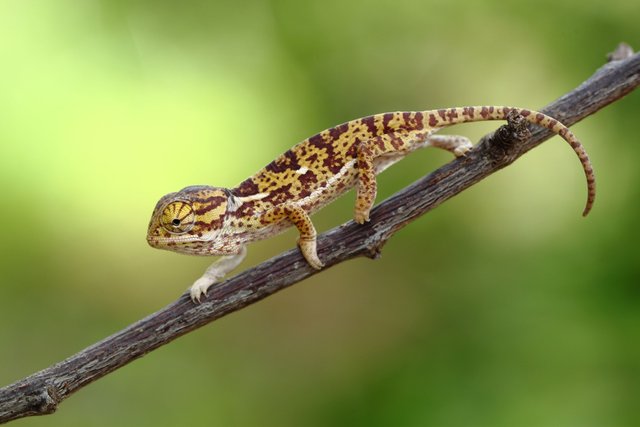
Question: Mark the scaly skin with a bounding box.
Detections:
[147,106,596,302]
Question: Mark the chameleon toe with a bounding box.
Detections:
[189,277,214,303]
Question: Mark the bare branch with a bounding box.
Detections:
[1,45,638,424]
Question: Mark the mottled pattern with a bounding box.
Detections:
[147,106,596,274]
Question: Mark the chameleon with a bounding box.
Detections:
[147,106,596,302]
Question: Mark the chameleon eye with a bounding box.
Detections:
[160,201,195,234]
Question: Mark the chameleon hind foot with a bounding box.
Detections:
[354,140,378,224]
[428,134,473,157]
[353,210,370,225]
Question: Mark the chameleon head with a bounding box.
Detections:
[146,185,232,255]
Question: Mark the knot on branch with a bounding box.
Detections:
[477,110,531,167]
[26,387,58,415]
[364,242,384,260]
[607,42,634,62]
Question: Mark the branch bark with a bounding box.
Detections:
[1,45,639,424]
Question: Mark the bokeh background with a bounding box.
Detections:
[1,1,638,426]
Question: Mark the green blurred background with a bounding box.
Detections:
[1,0,638,426]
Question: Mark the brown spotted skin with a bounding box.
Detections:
[147,106,596,267]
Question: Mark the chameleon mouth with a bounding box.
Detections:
[147,234,232,256]
[146,234,205,246]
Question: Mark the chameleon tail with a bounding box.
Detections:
[421,106,596,216]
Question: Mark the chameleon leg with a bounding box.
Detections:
[190,246,247,302]
[354,133,474,223]
[261,203,324,269]
[354,141,377,224]
[355,133,420,223]
[427,134,473,157]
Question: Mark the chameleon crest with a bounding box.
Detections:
[147,106,596,302]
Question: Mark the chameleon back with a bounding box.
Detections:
[232,112,431,215]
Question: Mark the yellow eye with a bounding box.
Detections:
[161,201,195,234]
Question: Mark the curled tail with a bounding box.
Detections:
[421,106,596,216]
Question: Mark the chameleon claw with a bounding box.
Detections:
[453,142,473,157]
[307,254,324,270]
[189,277,214,303]
[354,209,370,224]
[453,147,471,157]
[298,238,324,270]
[187,249,246,303]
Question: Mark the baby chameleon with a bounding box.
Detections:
[147,106,596,302]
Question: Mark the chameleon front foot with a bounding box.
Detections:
[189,247,248,303]
[190,277,217,303]
[298,237,324,269]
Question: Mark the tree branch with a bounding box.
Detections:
[1,44,638,424]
